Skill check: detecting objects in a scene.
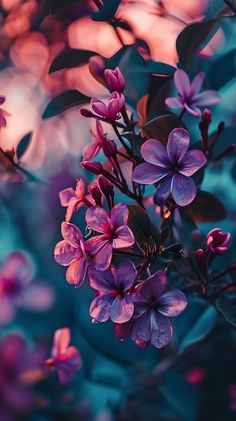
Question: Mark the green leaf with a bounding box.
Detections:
[92,0,121,22]
[16,131,33,160]
[216,294,236,327]
[126,61,176,76]
[49,49,96,73]
[42,90,90,119]
[185,191,227,222]
[178,304,218,353]
[128,205,159,244]
[142,114,182,145]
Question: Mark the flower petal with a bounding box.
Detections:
[82,140,101,161]
[88,265,114,291]
[85,206,110,233]
[167,128,190,163]
[66,257,88,287]
[85,235,109,256]
[171,173,196,206]
[132,163,169,184]
[150,311,173,348]
[52,327,70,358]
[192,90,221,106]
[94,240,113,271]
[190,71,205,95]
[184,103,201,116]
[154,174,172,205]
[113,225,135,248]
[110,203,129,231]
[131,311,151,343]
[89,293,114,322]
[61,222,83,247]
[54,240,77,266]
[179,150,207,176]
[114,260,137,290]
[139,271,167,301]
[65,199,81,222]
[141,138,169,167]
[75,178,86,198]
[174,69,191,98]
[165,97,184,109]
[59,188,75,206]
[158,289,187,316]
[91,98,108,117]
[110,295,134,323]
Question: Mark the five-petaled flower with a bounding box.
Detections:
[165,69,220,116]
[54,222,89,287]
[85,203,135,271]
[132,128,207,206]
[130,271,187,348]
[88,260,137,323]
[206,228,231,255]
[82,119,116,161]
[45,327,81,385]
[59,178,95,222]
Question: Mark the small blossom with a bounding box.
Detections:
[165,70,220,116]
[206,228,231,255]
[88,261,137,323]
[81,92,125,122]
[82,119,116,161]
[45,328,81,385]
[85,203,135,271]
[54,222,89,287]
[59,178,95,222]
[104,67,125,93]
[130,271,187,348]
[132,128,207,206]
[0,96,8,128]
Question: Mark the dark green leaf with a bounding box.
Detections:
[49,49,96,73]
[178,304,218,353]
[185,191,227,222]
[216,294,236,327]
[92,0,121,22]
[16,132,33,160]
[142,114,182,144]
[128,205,159,244]
[42,90,90,119]
[127,61,176,76]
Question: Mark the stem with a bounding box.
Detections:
[112,123,133,155]
[211,263,236,282]
[178,107,186,121]
[213,280,236,297]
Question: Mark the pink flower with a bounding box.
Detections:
[85,203,135,271]
[0,96,7,128]
[81,92,125,122]
[54,222,89,287]
[104,67,125,93]
[45,328,81,385]
[206,228,231,255]
[59,178,95,222]
[82,119,116,161]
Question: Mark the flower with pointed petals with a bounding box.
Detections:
[82,119,116,161]
[54,222,89,287]
[59,178,95,222]
[130,271,187,349]
[104,67,125,93]
[88,261,137,323]
[45,328,81,385]
[132,128,207,206]
[165,69,220,116]
[85,203,135,271]
[206,228,231,255]
[81,92,125,122]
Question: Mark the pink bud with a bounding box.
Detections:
[81,161,103,175]
[104,67,125,93]
[201,109,212,126]
[103,139,117,158]
[98,175,114,196]
[206,228,231,255]
[195,248,205,267]
[80,108,95,118]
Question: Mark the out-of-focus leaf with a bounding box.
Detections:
[39,0,81,16]
[208,49,236,90]
[185,191,226,222]
[42,90,90,119]
[128,205,159,244]
[176,19,220,67]
[142,114,182,144]
[147,75,172,117]
[92,0,121,22]
[49,49,96,73]
[126,61,176,76]
[16,132,33,160]
[216,294,236,327]
[178,305,218,353]
[159,372,198,421]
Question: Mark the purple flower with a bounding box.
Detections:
[206,228,231,255]
[81,92,125,122]
[131,271,187,348]
[88,261,137,323]
[85,203,135,271]
[59,178,95,222]
[82,119,116,161]
[165,69,220,116]
[132,128,207,206]
[45,327,82,385]
[104,67,125,93]
[54,222,88,287]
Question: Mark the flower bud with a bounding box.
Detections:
[104,67,125,93]
[103,139,117,158]
[98,175,114,196]
[80,108,95,118]
[201,109,212,126]
[81,161,103,175]
[195,248,205,267]
[206,228,231,255]
[88,183,102,206]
